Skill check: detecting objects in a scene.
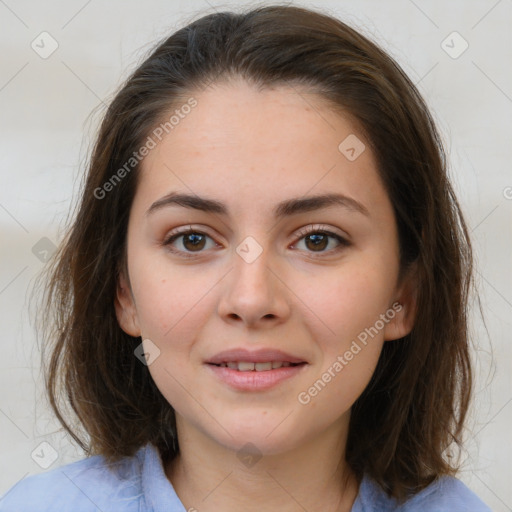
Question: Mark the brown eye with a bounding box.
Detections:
[181,233,206,251]
[163,229,217,257]
[304,233,329,252]
[293,226,350,256]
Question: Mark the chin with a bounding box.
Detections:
[207,414,306,456]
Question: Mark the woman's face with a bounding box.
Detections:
[116,79,416,455]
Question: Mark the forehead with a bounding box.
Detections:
[135,79,387,220]
[163,79,363,156]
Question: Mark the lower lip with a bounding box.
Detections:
[205,363,308,391]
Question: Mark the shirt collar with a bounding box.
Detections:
[139,443,187,512]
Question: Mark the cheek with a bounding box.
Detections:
[295,263,396,346]
[292,263,394,402]
[129,255,214,346]
[295,268,389,413]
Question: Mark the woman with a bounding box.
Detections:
[1,5,490,511]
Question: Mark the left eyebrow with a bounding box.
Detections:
[146,191,370,218]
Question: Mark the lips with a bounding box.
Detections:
[205,348,309,391]
[212,361,303,371]
[205,348,307,370]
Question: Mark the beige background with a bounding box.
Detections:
[0,0,511,510]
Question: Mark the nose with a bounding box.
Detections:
[217,242,291,329]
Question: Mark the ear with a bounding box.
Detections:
[383,262,419,341]
[114,269,141,337]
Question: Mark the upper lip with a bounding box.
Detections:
[206,348,307,365]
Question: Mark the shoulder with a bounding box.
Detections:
[0,447,145,512]
[354,474,492,512]
[401,475,492,512]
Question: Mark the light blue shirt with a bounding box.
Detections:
[0,442,491,511]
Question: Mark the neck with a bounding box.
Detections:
[165,415,360,512]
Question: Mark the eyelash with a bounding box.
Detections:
[162,224,350,259]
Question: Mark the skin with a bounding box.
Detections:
[115,78,417,512]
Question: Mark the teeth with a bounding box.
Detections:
[215,361,299,371]
[255,362,272,371]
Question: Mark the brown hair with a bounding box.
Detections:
[38,4,476,502]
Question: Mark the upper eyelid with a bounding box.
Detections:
[294,224,347,238]
[164,224,346,239]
